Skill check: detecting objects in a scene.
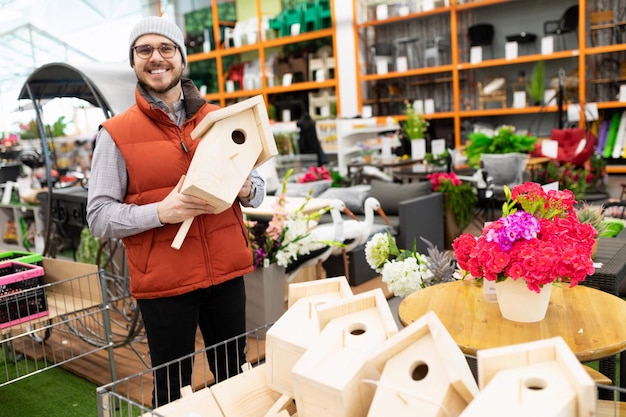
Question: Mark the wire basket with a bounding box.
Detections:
[0,261,47,329]
[96,323,271,417]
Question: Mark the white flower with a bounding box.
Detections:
[381,255,432,298]
[364,230,436,297]
[365,232,392,272]
[453,269,474,281]
[275,214,326,268]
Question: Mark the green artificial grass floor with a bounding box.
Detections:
[0,356,99,417]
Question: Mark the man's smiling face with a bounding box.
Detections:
[132,33,184,97]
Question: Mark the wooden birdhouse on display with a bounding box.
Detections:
[142,385,224,417]
[366,311,479,417]
[265,277,354,397]
[210,363,297,417]
[291,288,399,417]
[460,337,596,417]
[172,95,278,249]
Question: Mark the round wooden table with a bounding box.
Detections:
[398,280,626,363]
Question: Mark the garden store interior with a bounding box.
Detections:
[2,0,626,416]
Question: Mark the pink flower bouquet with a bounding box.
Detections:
[453,182,596,293]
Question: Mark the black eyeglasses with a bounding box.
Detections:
[133,43,178,59]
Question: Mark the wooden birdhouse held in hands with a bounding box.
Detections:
[172,95,278,249]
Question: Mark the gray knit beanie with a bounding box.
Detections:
[128,16,187,66]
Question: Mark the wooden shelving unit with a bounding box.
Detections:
[184,0,339,119]
[352,0,626,173]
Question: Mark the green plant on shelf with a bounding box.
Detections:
[465,125,537,167]
[402,100,428,140]
[527,60,545,105]
[424,150,449,167]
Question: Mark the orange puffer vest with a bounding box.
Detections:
[101,81,254,299]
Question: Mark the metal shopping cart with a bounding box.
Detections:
[0,258,116,387]
[96,324,271,417]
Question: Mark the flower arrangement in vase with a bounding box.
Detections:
[452,182,596,321]
[453,182,596,292]
[245,169,340,269]
[402,100,429,140]
[427,172,477,233]
[364,232,455,297]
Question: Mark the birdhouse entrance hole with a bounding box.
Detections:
[523,377,547,391]
[349,323,366,336]
[411,362,429,381]
[231,129,246,144]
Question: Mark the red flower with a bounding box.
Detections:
[427,172,462,191]
[453,182,596,293]
[297,166,332,183]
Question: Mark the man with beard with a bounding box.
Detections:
[86,16,265,407]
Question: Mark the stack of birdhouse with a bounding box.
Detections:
[145,276,597,417]
[265,277,354,397]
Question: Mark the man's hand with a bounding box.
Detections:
[238,174,254,199]
[157,175,215,224]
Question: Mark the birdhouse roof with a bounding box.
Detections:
[287,276,353,308]
[191,95,277,168]
[368,311,479,404]
[474,337,595,417]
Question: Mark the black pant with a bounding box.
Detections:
[137,277,246,407]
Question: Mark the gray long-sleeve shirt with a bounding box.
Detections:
[86,93,265,239]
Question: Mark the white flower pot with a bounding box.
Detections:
[495,278,552,323]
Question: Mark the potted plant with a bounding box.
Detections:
[576,201,609,258]
[357,141,378,163]
[363,232,455,297]
[465,125,537,167]
[427,172,477,248]
[576,201,608,237]
[402,100,429,140]
[453,182,596,322]
[532,161,591,200]
[424,149,449,170]
[526,60,545,105]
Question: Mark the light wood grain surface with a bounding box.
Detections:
[398,280,626,362]
[597,399,626,416]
